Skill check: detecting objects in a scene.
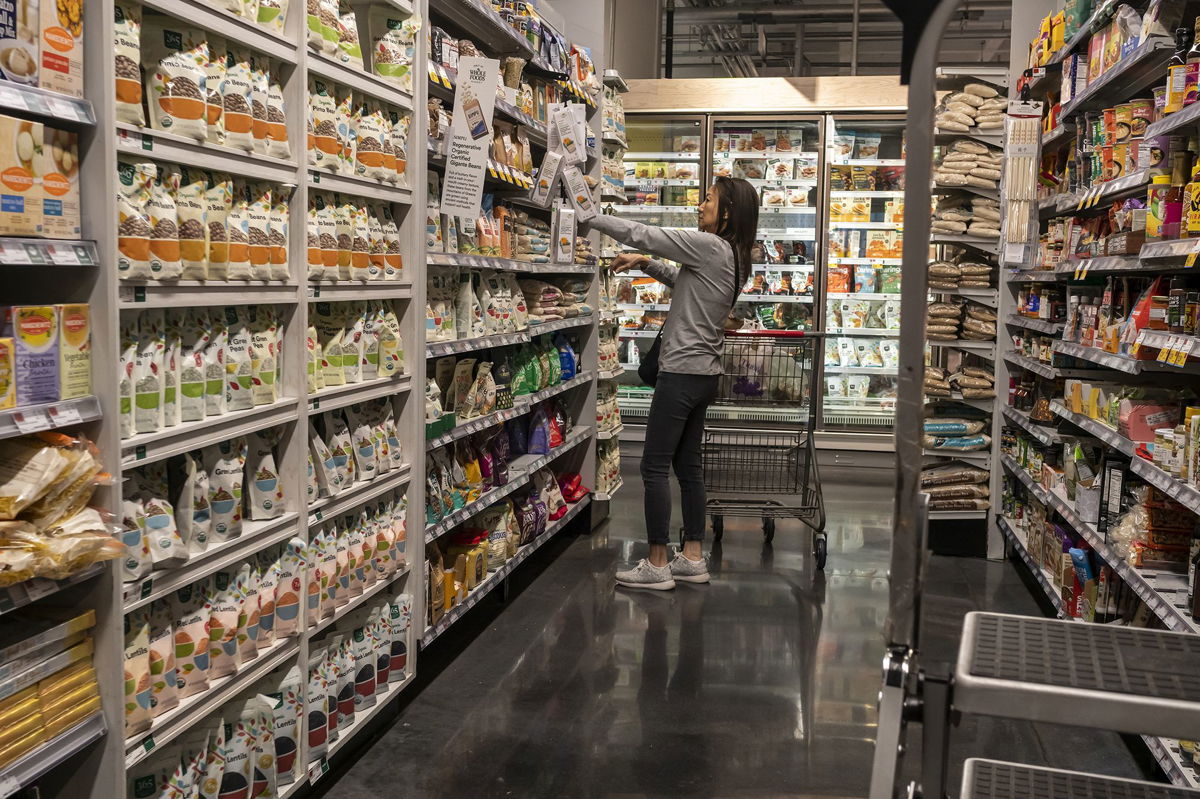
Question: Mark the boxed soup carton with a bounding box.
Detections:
[13,305,58,405]
[56,303,88,399]
[0,0,39,87]
[0,339,12,410]
[41,127,79,239]
[39,0,83,98]
[0,115,43,236]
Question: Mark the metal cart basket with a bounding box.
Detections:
[702,330,828,568]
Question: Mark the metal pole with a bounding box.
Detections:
[665,0,675,78]
[851,0,860,75]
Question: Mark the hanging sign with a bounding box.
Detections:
[440,56,500,219]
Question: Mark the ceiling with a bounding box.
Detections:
[661,0,1013,78]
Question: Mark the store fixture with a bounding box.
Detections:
[988,0,1200,787]
[0,0,604,796]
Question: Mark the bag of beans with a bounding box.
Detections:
[124,607,153,736]
[390,111,409,182]
[269,190,290,281]
[310,78,340,170]
[337,6,364,68]
[370,9,420,92]
[266,76,290,159]
[354,100,389,181]
[246,182,273,279]
[226,181,253,280]
[204,35,226,146]
[316,193,339,279]
[114,3,144,126]
[250,54,270,154]
[148,599,179,717]
[308,0,339,54]
[222,45,255,153]
[335,89,358,176]
[174,166,208,279]
[257,0,289,34]
[142,22,209,142]
[204,171,233,280]
[117,161,155,280]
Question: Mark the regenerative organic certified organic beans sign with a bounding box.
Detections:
[441,56,500,218]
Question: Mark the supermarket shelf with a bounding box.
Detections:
[927,340,996,357]
[618,303,670,312]
[1053,255,1143,275]
[927,392,996,411]
[1004,314,1064,335]
[1003,352,1058,380]
[1071,169,1156,216]
[594,480,624,502]
[509,425,592,473]
[623,178,701,188]
[742,178,818,190]
[600,189,625,202]
[1049,401,1135,456]
[125,637,300,768]
[0,714,106,795]
[116,125,298,184]
[307,281,415,300]
[713,150,819,160]
[923,449,991,465]
[1041,123,1075,151]
[1138,330,1200,359]
[828,257,903,266]
[310,671,417,779]
[428,0,534,59]
[0,396,101,439]
[1146,87,1200,140]
[429,62,547,139]
[933,130,1004,149]
[123,513,301,612]
[933,184,1000,202]
[830,191,906,199]
[309,51,414,109]
[602,131,628,147]
[739,294,813,304]
[308,374,413,413]
[829,327,900,337]
[930,234,999,255]
[424,470,535,543]
[827,292,902,300]
[1044,0,1110,66]
[528,315,595,334]
[828,221,904,231]
[825,365,899,375]
[141,0,298,62]
[308,170,413,204]
[1052,340,1186,374]
[618,329,659,339]
[928,509,989,520]
[118,282,300,309]
[427,330,531,358]
[0,238,98,266]
[603,68,630,92]
[309,563,413,638]
[1001,454,1049,504]
[1006,270,1060,283]
[1060,37,1173,118]
[525,371,595,404]
[598,367,625,380]
[426,404,528,450]
[1140,237,1200,263]
[997,515,1067,616]
[1001,405,1060,447]
[0,563,105,617]
[308,466,414,524]
[624,151,701,160]
[940,288,999,305]
[609,204,696,214]
[596,425,623,441]
[1143,736,1200,789]
[422,496,591,646]
[830,158,906,167]
[426,251,593,273]
[0,82,95,126]
[120,399,301,468]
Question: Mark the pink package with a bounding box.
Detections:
[1118,399,1179,443]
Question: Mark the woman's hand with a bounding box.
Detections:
[610,252,650,274]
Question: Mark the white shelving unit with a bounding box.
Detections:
[0,0,607,796]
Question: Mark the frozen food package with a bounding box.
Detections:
[836,337,858,367]
[846,375,871,399]
[855,132,882,159]
[825,375,848,397]
[855,339,884,367]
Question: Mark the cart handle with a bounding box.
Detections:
[724,329,826,338]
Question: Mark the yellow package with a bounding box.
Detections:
[42,694,99,740]
[0,710,41,750]
[39,679,96,719]
[0,338,13,410]
[55,303,90,399]
[38,664,94,700]
[0,727,42,768]
[0,691,39,727]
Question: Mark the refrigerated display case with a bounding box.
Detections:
[821,117,907,431]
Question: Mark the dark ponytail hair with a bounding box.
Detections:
[712,176,759,297]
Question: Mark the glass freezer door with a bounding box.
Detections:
[821,116,907,432]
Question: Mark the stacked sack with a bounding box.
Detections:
[575,234,597,265]
[934,83,1006,134]
[928,258,995,291]
[926,300,997,341]
[920,464,991,512]
[950,366,996,398]
[519,278,593,323]
[933,140,1003,193]
[923,411,992,454]
[960,301,997,341]
[513,212,552,263]
[931,193,1002,239]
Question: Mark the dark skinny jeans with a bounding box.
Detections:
[641,371,720,546]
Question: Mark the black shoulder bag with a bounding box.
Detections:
[637,249,740,387]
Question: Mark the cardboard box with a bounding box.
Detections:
[0,338,12,410]
[553,206,575,264]
[55,303,88,399]
[38,0,82,98]
[0,115,42,236]
[0,0,39,86]
[40,127,78,239]
[12,305,57,405]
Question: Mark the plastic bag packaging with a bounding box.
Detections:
[246,431,285,520]
[170,577,211,698]
[204,436,246,543]
[124,607,153,736]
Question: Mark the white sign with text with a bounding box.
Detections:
[441,56,501,218]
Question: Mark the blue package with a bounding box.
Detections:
[555,334,577,380]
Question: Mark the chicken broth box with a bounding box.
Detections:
[12,305,58,405]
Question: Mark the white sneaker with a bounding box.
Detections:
[669,551,710,584]
[615,559,676,591]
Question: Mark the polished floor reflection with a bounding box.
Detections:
[321,463,1142,799]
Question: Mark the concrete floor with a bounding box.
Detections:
[317,460,1148,798]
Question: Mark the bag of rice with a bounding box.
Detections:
[370,9,420,91]
[114,3,145,126]
[223,45,256,153]
[142,21,208,142]
[117,161,155,280]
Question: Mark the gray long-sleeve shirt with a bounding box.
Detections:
[591,214,737,376]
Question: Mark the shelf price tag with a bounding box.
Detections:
[1172,338,1193,366]
[47,403,83,426]
[0,241,25,264]
[46,244,79,265]
[1187,239,1200,268]
[1131,330,1147,357]
[12,408,51,434]
[309,759,330,783]
[1158,338,1176,363]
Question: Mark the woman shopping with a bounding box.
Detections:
[590,177,759,590]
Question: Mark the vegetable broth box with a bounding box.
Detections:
[56,303,88,398]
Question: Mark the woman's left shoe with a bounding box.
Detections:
[615,559,676,591]
[669,552,710,584]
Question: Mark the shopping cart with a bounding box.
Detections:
[701,329,828,569]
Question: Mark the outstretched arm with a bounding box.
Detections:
[610,252,678,287]
[590,214,727,270]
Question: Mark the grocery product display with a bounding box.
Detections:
[0,0,606,795]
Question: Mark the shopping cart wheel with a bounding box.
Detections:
[762,517,775,543]
[711,515,723,542]
[814,535,827,570]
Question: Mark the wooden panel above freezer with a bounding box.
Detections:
[624,76,909,113]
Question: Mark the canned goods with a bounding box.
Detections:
[1127,137,1142,171]
[1114,103,1133,143]
[1103,107,1117,146]
[1102,146,1116,180]
[1154,87,1168,120]
[1112,143,1128,177]
[1141,135,1172,171]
